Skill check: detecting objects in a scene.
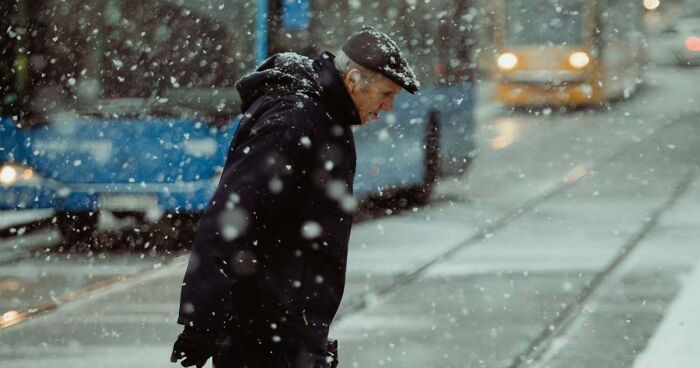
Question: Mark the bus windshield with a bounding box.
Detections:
[505,0,586,46]
[2,0,254,122]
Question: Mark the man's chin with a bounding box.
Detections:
[362,114,379,124]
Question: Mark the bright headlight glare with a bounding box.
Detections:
[497,53,519,70]
[22,168,34,181]
[0,164,38,185]
[643,0,660,11]
[685,36,700,52]
[569,51,590,68]
[0,166,18,185]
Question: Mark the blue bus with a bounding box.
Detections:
[0,0,476,246]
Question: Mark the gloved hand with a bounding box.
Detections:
[326,339,339,368]
[170,326,220,368]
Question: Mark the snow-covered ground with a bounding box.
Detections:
[634,263,700,368]
[631,181,700,368]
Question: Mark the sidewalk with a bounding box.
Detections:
[633,181,700,368]
[634,262,700,368]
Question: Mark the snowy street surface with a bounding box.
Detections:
[2,63,700,368]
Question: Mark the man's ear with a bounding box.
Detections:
[345,69,362,93]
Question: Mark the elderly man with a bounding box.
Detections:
[171,29,418,368]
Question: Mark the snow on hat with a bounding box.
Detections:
[341,28,420,94]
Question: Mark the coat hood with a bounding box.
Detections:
[235,52,361,126]
[236,52,322,112]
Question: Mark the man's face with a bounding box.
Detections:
[345,69,402,124]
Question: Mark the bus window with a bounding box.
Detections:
[505,0,586,46]
[12,0,256,125]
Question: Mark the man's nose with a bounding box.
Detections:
[381,98,394,112]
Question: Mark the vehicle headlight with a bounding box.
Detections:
[685,36,700,52]
[643,0,660,11]
[569,51,590,69]
[0,164,38,186]
[497,53,519,70]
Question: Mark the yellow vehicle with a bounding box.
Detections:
[493,0,646,107]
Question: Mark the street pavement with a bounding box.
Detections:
[1,64,700,368]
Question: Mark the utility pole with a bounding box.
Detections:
[0,1,21,118]
[255,0,283,65]
[267,0,284,55]
[13,0,28,120]
[79,0,105,105]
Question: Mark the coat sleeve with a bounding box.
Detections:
[177,105,315,332]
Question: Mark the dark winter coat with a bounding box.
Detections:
[177,51,360,356]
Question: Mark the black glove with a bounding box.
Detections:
[326,339,339,368]
[170,326,220,368]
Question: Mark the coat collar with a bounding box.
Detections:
[313,51,362,126]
